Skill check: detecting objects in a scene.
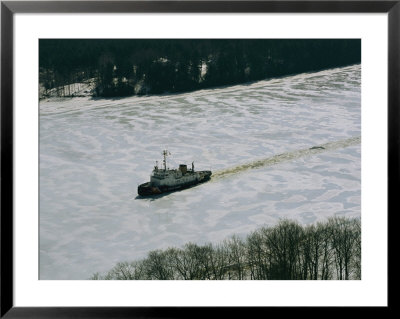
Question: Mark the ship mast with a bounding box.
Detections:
[162,150,170,171]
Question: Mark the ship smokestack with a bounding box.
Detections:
[179,164,187,174]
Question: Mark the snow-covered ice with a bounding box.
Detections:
[40,65,361,279]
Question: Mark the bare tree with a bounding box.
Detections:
[92,217,361,281]
[352,218,362,279]
[246,230,268,280]
[318,222,334,280]
[263,220,304,279]
[171,243,212,280]
[299,225,313,279]
[328,217,360,280]
[225,235,247,280]
[143,250,174,280]
[208,243,229,280]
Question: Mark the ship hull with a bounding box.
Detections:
[138,171,211,196]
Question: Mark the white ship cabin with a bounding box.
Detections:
[150,150,197,187]
[150,164,197,187]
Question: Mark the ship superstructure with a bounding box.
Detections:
[138,150,212,196]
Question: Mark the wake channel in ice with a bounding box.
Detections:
[212,136,361,179]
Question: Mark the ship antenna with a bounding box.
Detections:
[162,150,169,171]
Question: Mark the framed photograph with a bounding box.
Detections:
[1,0,395,317]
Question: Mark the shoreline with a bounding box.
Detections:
[39,63,361,104]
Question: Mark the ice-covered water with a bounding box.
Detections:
[39,65,361,279]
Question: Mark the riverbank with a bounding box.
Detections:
[39,63,360,103]
[40,39,361,99]
[91,217,361,280]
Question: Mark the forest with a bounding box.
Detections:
[39,39,361,98]
[91,217,361,280]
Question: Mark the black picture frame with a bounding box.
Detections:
[1,1,396,317]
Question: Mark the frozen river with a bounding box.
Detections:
[39,64,361,279]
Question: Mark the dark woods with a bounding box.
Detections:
[92,217,361,280]
[39,39,361,98]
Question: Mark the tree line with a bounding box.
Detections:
[39,39,361,98]
[91,217,361,280]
